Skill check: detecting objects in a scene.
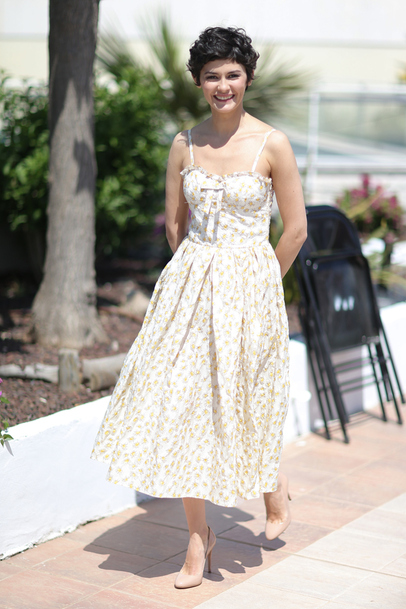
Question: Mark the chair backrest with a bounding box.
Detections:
[300,205,362,262]
[296,205,382,351]
[310,256,380,350]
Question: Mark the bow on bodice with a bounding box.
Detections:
[200,180,226,215]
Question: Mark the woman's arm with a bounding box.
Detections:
[268,131,307,278]
[165,133,190,254]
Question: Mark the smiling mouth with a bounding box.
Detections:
[214,95,234,101]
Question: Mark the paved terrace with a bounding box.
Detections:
[0,404,405,609]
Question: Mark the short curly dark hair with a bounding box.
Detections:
[187,27,260,86]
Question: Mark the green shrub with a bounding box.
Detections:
[0,76,49,235]
[0,67,170,260]
[336,174,405,269]
[336,174,404,243]
[94,68,169,257]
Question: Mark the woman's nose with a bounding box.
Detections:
[217,77,229,91]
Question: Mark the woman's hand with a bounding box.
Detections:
[267,131,307,277]
[165,133,190,253]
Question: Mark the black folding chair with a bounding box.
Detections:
[294,205,404,442]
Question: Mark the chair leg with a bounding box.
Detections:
[368,343,387,422]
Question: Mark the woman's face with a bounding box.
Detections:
[198,59,250,114]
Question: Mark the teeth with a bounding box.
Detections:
[216,96,233,100]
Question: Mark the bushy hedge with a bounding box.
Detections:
[0,78,49,236]
[94,67,169,256]
[0,66,170,260]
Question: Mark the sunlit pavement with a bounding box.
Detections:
[0,403,405,609]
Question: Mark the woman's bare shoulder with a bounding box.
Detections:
[265,128,293,154]
[168,131,190,168]
[244,115,276,136]
[171,130,189,150]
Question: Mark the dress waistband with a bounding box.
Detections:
[186,234,270,249]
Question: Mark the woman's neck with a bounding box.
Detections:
[208,108,248,138]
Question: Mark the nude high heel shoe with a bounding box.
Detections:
[174,526,216,589]
[264,473,292,541]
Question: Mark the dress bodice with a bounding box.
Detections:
[181,130,275,248]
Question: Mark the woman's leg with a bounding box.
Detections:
[263,473,289,520]
[180,498,209,576]
[263,473,291,540]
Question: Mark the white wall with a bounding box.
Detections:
[1,0,405,83]
[2,0,405,43]
[363,302,406,411]
[99,0,406,45]
[0,397,136,559]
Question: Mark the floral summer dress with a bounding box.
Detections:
[91,129,290,507]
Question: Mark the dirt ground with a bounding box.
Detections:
[0,262,301,427]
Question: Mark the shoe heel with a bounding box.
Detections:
[207,548,213,573]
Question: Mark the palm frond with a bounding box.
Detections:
[97,13,314,129]
[141,12,208,130]
[97,29,138,80]
[244,47,314,119]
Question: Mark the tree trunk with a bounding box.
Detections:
[32,0,107,348]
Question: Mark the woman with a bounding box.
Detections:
[91,26,307,589]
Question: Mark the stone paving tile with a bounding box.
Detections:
[334,571,406,608]
[2,406,405,609]
[344,506,406,543]
[298,528,406,571]
[318,603,367,608]
[64,512,146,544]
[349,421,406,445]
[166,536,290,580]
[274,520,334,554]
[281,463,338,496]
[377,492,406,515]
[290,494,371,529]
[32,544,156,586]
[67,588,177,609]
[0,560,24,581]
[247,555,370,601]
[217,517,333,554]
[282,448,370,476]
[111,561,232,609]
[0,569,101,609]
[308,472,403,507]
[233,495,266,516]
[195,580,327,609]
[88,519,191,561]
[279,438,310,459]
[352,457,406,489]
[5,537,83,569]
[128,498,189,531]
[380,553,406,578]
[132,496,260,537]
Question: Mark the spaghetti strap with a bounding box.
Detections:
[251,129,276,172]
[187,129,195,165]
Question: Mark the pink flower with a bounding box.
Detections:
[385,232,396,244]
[362,174,370,190]
[152,213,166,237]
